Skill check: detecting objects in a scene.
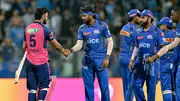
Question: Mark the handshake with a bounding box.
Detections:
[61,49,73,57]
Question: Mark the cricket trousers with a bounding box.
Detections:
[25,59,51,101]
[82,56,110,101]
[160,60,176,101]
[176,65,180,101]
[133,58,158,101]
[119,53,134,101]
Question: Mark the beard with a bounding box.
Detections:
[43,19,47,24]
[141,20,148,28]
[83,18,90,25]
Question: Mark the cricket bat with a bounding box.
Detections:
[14,51,27,84]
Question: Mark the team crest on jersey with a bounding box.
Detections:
[94,29,100,34]
[83,32,91,36]
[147,35,153,39]
[137,36,144,40]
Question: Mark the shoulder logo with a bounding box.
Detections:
[94,29,100,34]
[147,35,153,39]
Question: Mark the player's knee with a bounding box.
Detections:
[29,89,37,94]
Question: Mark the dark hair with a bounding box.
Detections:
[128,17,133,22]
[34,8,49,20]
[80,5,96,18]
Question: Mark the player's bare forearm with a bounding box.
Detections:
[131,46,138,61]
[157,37,180,57]
[50,39,65,53]
[106,37,113,56]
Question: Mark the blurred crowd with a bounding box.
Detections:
[0,0,177,77]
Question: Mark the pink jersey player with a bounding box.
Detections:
[25,22,54,65]
[23,8,66,101]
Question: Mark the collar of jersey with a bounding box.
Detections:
[33,21,43,25]
[141,24,155,32]
[84,20,99,27]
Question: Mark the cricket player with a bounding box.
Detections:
[119,9,141,101]
[157,17,176,101]
[128,9,166,101]
[146,5,180,101]
[64,5,113,101]
[23,8,66,101]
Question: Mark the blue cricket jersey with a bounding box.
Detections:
[119,22,137,54]
[160,30,176,62]
[135,25,166,58]
[175,24,180,64]
[77,20,111,58]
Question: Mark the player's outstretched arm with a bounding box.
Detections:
[63,40,84,57]
[50,39,65,55]
[147,37,180,63]
[102,37,113,68]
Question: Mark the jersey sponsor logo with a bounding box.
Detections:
[27,28,39,34]
[86,38,99,44]
[137,36,144,40]
[83,32,91,36]
[94,29,100,34]
[147,35,153,39]
[120,30,130,37]
[139,42,151,48]
[166,38,173,42]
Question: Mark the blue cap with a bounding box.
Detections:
[157,17,173,27]
[141,9,153,18]
[128,9,141,18]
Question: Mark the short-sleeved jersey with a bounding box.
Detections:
[135,25,166,58]
[160,30,176,62]
[174,24,180,64]
[24,22,54,65]
[119,22,137,54]
[77,20,111,58]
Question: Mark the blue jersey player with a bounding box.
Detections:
[157,17,176,101]
[64,5,113,101]
[129,9,166,101]
[119,9,141,101]
[146,5,180,101]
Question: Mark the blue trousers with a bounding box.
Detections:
[82,56,110,101]
[133,59,158,101]
[160,60,176,101]
[176,65,180,101]
[119,53,134,101]
[25,59,50,101]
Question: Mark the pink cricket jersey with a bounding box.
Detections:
[24,22,54,65]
